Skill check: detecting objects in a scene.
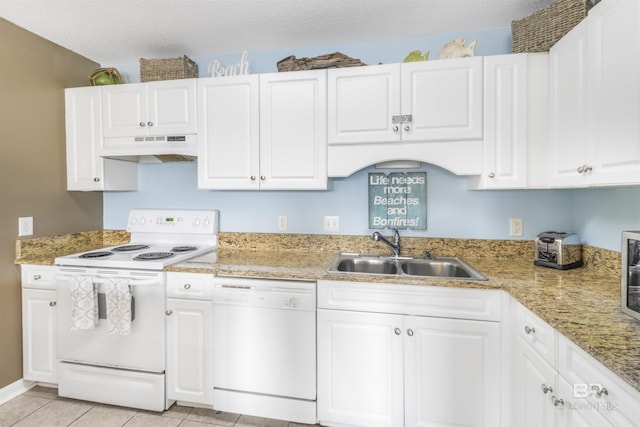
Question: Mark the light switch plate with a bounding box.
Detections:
[19,216,33,237]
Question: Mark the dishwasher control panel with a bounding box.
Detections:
[212,277,315,310]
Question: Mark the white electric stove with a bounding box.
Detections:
[55,209,219,270]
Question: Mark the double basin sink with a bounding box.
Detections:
[328,253,487,280]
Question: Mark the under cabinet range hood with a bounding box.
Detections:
[98,135,197,163]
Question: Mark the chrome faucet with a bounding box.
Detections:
[372,229,401,257]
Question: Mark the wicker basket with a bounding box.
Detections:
[512,0,600,53]
[139,55,199,82]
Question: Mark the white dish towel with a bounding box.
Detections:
[106,278,132,335]
[70,276,99,331]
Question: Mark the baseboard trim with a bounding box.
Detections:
[0,379,35,405]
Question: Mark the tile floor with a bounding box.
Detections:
[0,386,318,427]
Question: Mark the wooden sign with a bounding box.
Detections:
[208,51,250,77]
[369,172,427,230]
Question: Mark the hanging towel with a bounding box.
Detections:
[70,276,99,331]
[105,278,132,335]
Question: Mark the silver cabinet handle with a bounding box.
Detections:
[403,125,410,132]
[577,165,584,173]
[93,177,101,182]
[552,396,564,407]
[147,121,153,127]
[33,274,41,280]
[393,125,399,132]
[593,385,608,398]
[260,176,266,181]
[250,176,256,181]
[165,310,173,316]
[183,283,191,290]
[524,325,535,335]
[488,172,495,178]
[407,329,414,337]
[541,384,553,394]
[49,301,56,307]
[394,327,401,335]
[139,122,146,127]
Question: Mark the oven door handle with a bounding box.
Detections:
[56,275,162,287]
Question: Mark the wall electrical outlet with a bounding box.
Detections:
[509,218,523,237]
[19,216,34,237]
[278,215,288,232]
[324,216,340,232]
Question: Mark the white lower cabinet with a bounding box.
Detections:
[317,280,502,427]
[21,265,58,384]
[165,273,214,406]
[511,301,639,427]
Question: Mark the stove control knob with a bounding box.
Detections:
[130,217,137,226]
[193,218,201,226]
[203,217,210,227]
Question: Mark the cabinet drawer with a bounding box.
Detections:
[166,272,214,300]
[514,301,557,367]
[21,265,58,290]
[558,335,640,427]
[318,280,503,321]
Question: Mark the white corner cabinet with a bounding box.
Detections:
[511,301,640,427]
[21,265,59,384]
[165,272,214,406]
[64,87,137,191]
[197,70,327,190]
[468,53,549,189]
[317,280,503,427]
[548,0,640,187]
[101,79,197,138]
[327,58,483,177]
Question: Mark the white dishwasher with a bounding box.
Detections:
[211,276,316,424]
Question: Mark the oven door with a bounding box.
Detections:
[56,267,166,372]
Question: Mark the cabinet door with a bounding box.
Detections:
[513,336,558,427]
[22,288,57,384]
[328,64,402,144]
[259,70,328,190]
[548,20,591,187]
[588,0,640,185]
[102,83,147,137]
[166,298,213,405]
[404,316,501,427]
[65,87,104,190]
[476,54,528,189]
[197,75,260,190]
[317,309,404,427]
[403,57,483,142]
[147,79,197,136]
[557,376,614,427]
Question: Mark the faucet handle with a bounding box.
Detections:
[424,249,432,259]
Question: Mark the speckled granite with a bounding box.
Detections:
[15,231,636,394]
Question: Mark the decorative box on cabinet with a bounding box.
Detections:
[165,272,214,406]
[468,53,549,189]
[198,70,327,190]
[327,58,484,178]
[317,280,502,427]
[548,0,640,187]
[64,87,137,191]
[21,265,58,384]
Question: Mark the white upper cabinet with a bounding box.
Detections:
[64,87,137,191]
[549,0,640,187]
[402,57,483,142]
[197,75,260,190]
[469,53,549,189]
[198,70,327,190]
[102,79,197,138]
[328,64,402,144]
[327,58,483,177]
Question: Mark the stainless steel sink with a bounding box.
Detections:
[328,253,487,280]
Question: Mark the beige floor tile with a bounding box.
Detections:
[179,421,218,426]
[12,398,94,427]
[69,403,137,426]
[185,408,240,426]
[161,403,193,419]
[0,395,51,426]
[234,415,289,427]
[122,412,181,427]
[23,385,59,400]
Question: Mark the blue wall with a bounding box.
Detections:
[104,28,640,252]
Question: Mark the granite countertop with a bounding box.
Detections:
[15,231,640,395]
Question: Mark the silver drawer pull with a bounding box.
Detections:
[524,325,536,335]
[166,310,173,316]
[183,283,191,289]
[394,327,401,335]
[33,274,42,280]
[541,384,553,394]
[49,301,56,307]
[552,396,564,407]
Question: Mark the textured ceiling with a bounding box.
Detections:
[0,0,556,65]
